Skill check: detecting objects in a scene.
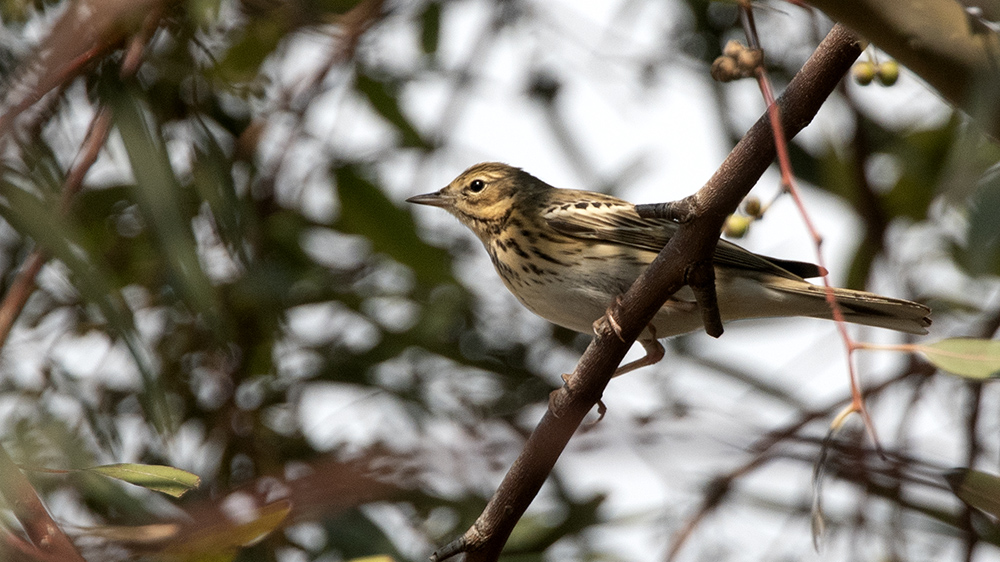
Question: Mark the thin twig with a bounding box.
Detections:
[738,3,878,445]
[664,362,932,561]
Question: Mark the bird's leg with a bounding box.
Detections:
[612,329,665,378]
[687,260,724,338]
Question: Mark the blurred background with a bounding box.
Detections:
[0,0,999,560]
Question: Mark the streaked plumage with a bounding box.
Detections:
[408,162,930,375]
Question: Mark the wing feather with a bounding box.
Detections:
[541,191,822,280]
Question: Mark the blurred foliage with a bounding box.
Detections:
[0,0,996,561]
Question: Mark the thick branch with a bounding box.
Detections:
[435,24,865,562]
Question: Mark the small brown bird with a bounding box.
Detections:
[408,163,930,375]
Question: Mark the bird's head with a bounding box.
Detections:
[407,162,545,238]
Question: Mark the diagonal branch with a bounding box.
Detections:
[432,23,865,561]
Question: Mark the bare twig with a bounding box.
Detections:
[664,361,932,561]
[737,3,879,445]
[433,24,865,562]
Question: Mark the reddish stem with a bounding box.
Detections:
[741,4,877,445]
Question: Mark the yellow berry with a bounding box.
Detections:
[876,61,899,86]
[723,214,752,238]
[852,62,875,85]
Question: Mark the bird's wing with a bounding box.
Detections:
[541,194,822,280]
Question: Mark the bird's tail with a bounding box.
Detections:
[776,282,931,334]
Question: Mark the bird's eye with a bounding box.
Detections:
[469,179,486,193]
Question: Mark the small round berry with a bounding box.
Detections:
[852,62,876,85]
[723,214,752,238]
[876,61,899,86]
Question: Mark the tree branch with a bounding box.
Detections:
[432,23,866,561]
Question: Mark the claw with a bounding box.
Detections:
[595,296,627,342]
[582,398,608,431]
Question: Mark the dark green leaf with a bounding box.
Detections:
[107,86,231,339]
[192,124,253,265]
[956,167,1000,276]
[0,176,172,430]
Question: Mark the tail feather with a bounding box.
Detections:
[778,283,931,335]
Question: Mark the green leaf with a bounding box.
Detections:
[355,71,431,149]
[87,463,200,498]
[945,468,1000,518]
[956,167,1000,276]
[107,85,230,339]
[919,338,1000,379]
[192,124,253,265]
[215,17,285,82]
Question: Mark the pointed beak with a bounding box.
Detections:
[406,190,451,208]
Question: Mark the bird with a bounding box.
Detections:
[407,162,931,376]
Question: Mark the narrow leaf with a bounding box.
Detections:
[334,165,457,287]
[945,468,1000,518]
[919,338,1000,379]
[88,464,200,498]
[192,123,252,264]
[107,85,230,339]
